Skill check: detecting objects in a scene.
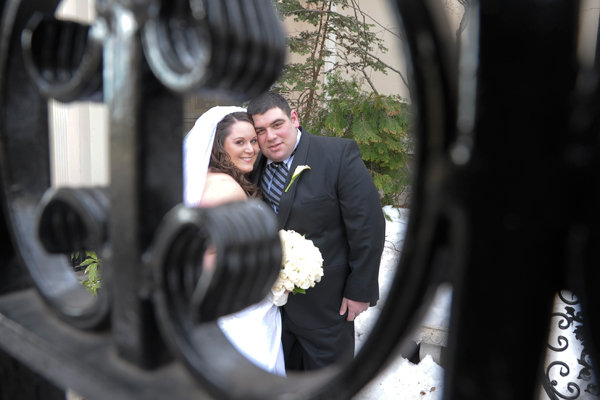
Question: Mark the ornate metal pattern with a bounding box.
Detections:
[542,291,600,400]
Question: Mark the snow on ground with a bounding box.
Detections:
[355,205,408,349]
[353,206,445,399]
[355,355,444,400]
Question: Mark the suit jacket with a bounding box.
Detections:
[252,128,386,329]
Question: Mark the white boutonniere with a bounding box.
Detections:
[285,165,311,192]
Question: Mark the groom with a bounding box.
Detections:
[248,92,385,370]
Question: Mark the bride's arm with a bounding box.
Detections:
[198,172,247,207]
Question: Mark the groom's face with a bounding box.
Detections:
[253,107,299,162]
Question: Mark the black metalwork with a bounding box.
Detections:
[37,187,109,254]
[1,0,600,399]
[542,291,600,400]
[21,12,104,102]
[0,0,453,398]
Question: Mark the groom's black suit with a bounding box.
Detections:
[252,127,385,369]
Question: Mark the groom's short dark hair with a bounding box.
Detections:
[247,92,292,117]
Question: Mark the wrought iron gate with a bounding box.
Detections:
[1,0,599,399]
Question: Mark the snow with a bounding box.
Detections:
[352,207,600,400]
[356,355,444,400]
[353,206,445,399]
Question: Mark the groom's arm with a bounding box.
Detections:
[337,140,386,306]
[339,297,370,321]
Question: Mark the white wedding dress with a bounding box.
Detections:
[217,296,286,376]
[184,106,286,377]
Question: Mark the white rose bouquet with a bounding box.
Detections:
[270,229,324,306]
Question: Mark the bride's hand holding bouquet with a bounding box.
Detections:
[270,229,324,306]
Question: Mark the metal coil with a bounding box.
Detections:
[37,187,109,254]
[21,13,104,102]
[141,0,286,98]
[152,200,282,324]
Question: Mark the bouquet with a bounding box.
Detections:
[270,229,324,306]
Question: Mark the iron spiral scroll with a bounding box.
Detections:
[542,291,600,400]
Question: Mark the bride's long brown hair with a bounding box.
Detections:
[209,111,261,199]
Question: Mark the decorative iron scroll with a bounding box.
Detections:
[542,291,600,400]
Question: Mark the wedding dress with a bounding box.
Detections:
[217,296,286,376]
[184,106,286,377]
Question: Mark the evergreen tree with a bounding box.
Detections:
[274,0,413,206]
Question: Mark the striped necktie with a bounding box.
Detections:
[262,161,289,213]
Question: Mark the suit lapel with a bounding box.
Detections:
[277,129,310,227]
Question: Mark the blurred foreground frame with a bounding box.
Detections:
[1,1,599,400]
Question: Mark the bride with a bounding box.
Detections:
[184,106,286,376]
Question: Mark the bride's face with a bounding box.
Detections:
[224,121,259,174]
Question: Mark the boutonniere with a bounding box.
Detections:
[285,165,311,192]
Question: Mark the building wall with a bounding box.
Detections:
[355,1,410,99]
[49,1,600,188]
[48,1,465,171]
[278,1,410,100]
[51,0,108,187]
[278,1,466,103]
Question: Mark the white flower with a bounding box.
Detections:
[270,229,324,306]
[285,165,311,192]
